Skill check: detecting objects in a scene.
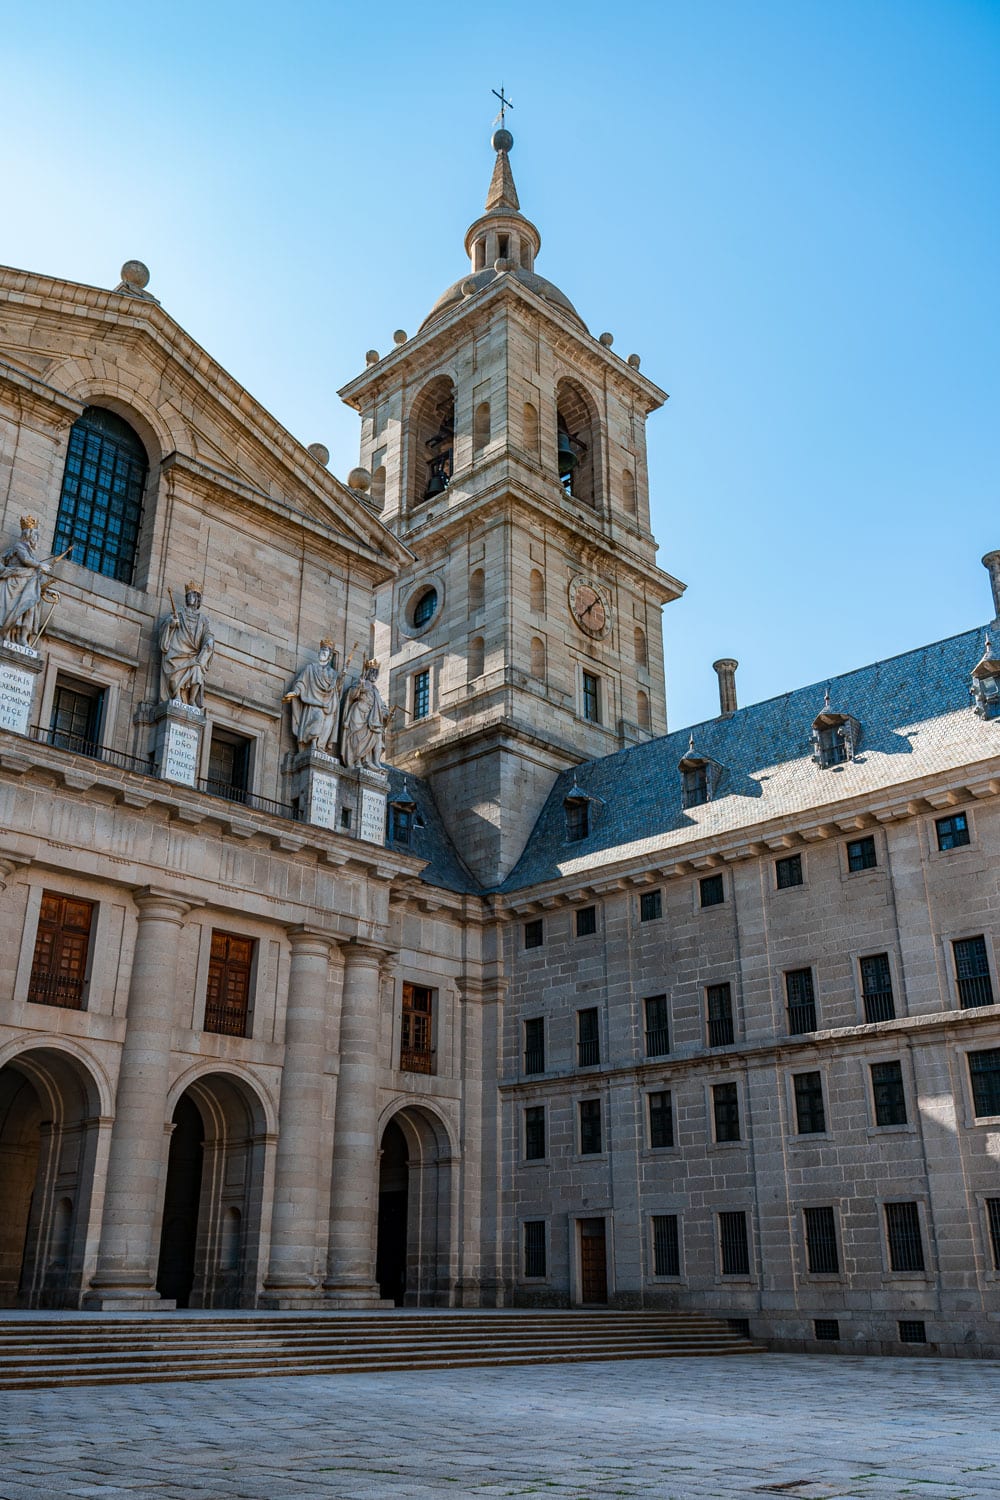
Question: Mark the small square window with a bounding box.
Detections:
[651,1214,680,1276]
[524,1105,546,1161]
[523,918,544,950]
[579,1098,602,1154]
[700,873,724,908]
[793,1071,826,1134]
[412,669,430,720]
[712,1081,740,1143]
[871,1060,907,1126]
[936,812,970,851]
[846,835,877,872]
[648,1090,674,1149]
[575,905,597,938]
[775,853,802,889]
[814,1318,840,1341]
[899,1320,927,1344]
[639,889,662,922]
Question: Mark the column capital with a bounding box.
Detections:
[342,938,397,967]
[286,924,339,957]
[0,852,30,892]
[131,886,197,922]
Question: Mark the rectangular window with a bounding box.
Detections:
[390,805,412,845]
[699,873,725,908]
[775,853,803,889]
[523,1220,546,1278]
[681,763,708,808]
[712,1081,741,1143]
[412,669,430,720]
[582,671,601,724]
[706,982,735,1047]
[524,1105,546,1161]
[803,1206,839,1274]
[814,1319,840,1341]
[644,994,670,1057]
[400,982,434,1073]
[565,800,589,841]
[648,1090,674,1149]
[969,1049,1000,1118]
[640,889,662,922]
[27,891,95,1009]
[523,918,544,950]
[785,968,817,1034]
[885,1201,925,1273]
[205,728,252,802]
[524,1017,545,1074]
[860,952,895,1023]
[651,1214,680,1276]
[719,1211,750,1275]
[871,1060,907,1126]
[579,1098,602,1154]
[49,676,104,757]
[204,930,255,1037]
[846,835,877,872]
[577,1007,600,1067]
[793,1071,826,1134]
[936,812,970,851]
[954,937,994,1009]
[986,1199,1000,1271]
[575,904,597,938]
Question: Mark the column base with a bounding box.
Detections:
[322,1282,395,1309]
[83,1292,176,1312]
[259,1276,327,1311]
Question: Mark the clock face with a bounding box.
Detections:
[570,577,611,638]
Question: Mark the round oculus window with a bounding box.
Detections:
[411,587,438,629]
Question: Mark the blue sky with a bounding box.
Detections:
[3,0,997,729]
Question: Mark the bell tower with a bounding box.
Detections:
[339,124,684,886]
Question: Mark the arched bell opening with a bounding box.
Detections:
[376,1105,456,1307]
[156,1071,268,1309]
[0,1047,102,1308]
[555,378,600,509]
[409,375,455,509]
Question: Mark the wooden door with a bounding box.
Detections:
[579,1218,608,1304]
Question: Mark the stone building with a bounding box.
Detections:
[1,129,998,1356]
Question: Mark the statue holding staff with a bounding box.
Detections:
[340,658,391,772]
[0,515,64,649]
[283,638,348,757]
[159,582,214,710]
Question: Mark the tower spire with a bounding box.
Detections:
[485,126,520,213]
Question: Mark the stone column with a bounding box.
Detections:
[262,926,338,1307]
[85,888,192,1309]
[324,941,392,1306]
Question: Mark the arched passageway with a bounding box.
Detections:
[156,1072,268,1309]
[375,1106,456,1307]
[0,1048,102,1308]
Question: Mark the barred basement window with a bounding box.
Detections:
[575,904,597,938]
[713,1081,740,1143]
[524,1017,545,1074]
[54,405,148,583]
[644,994,670,1057]
[793,1072,826,1134]
[775,853,803,889]
[884,1202,925,1273]
[986,1198,1000,1270]
[27,892,95,1009]
[936,812,970,851]
[523,1220,546,1278]
[651,1214,680,1276]
[719,1211,750,1275]
[860,952,895,1023]
[700,873,724,908]
[648,1090,674,1149]
[846,835,877,872]
[579,1098,602,1154]
[706,982,735,1047]
[577,1008,600,1067]
[814,1318,840,1341]
[871,1060,907,1126]
[899,1320,927,1344]
[640,889,662,922]
[400,982,434,1073]
[968,1049,1000,1118]
[204,931,255,1037]
[953,936,994,1009]
[785,968,817,1034]
[524,1106,546,1161]
[803,1206,839,1273]
[523,918,544,950]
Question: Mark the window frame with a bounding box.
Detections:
[869,1057,909,1129]
[400,980,436,1074]
[522,1219,548,1280]
[784,967,818,1034]
[578,1096,603,1156]
[647,1089,675,1150]
[711,1080,741,1145]
[53,404,150,586]
[650,1213,682,1279]
[791,1070,827,1136]
[523,1016,545,1075]
[881,1199,929,1277]
[203,928,257,1038]
[411,668,431,721]
[717,1209,752,1279]
[698,872,725,909]
[523,1104,547,1162]
[26,889,97,1011]
[802,1205,841,1276]
[576,1007,600,1068]
[858,950,896,1024]
[706,982,735,1048]
[845,834,878,874]
[523,917,544,951]
[966,1046,1000,1122]
[643,994,670,1058]
[581,669,602,725]
[639,888,662,923]
[934,810,971,853]
[951,934,995,1010]
[775,852,804,890]
[575,904,597,938]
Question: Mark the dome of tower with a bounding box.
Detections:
[421,266,586,331]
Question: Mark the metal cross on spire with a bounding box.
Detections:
[492,86,514,125]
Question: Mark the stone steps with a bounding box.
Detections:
[0,1310,765,1389]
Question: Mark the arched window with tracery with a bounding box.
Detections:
[555,379,599,508]
[54,406,148,583]
[409,375,455,508]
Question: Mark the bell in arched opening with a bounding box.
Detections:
[423,402,454,499]
[557,415,586,490]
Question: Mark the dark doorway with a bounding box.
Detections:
[0,1068,42,1306]
[156,1094,203,1307]
[376,1120,409,1305]
[579,1218,608,1304]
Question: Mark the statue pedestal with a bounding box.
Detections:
[152,700,205,787]
[288,748,342,831]
[0,643,44,737]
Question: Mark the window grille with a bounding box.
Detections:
[652,1214,680,1276]
[936,812,970,851]
[700,873,724,908]
[575,905,597,937]
[968,1049,1000,1118]
[785,968,817,1033]
[565,799,589,841]
[523,918,544,950]
[648,1090,674,1149]
[644,995,670,1057]
[793,1072,826,1134]
[524,1106,546,1161]
[719,1211,750,1275]
[205,931,255,1037]
[706,983,735,1047]
[49,678,104,757]
[54,406,147,583]
[577,1008,600,1067]
[412,669,430,720]
[579,1098,602,1154]
[523,1221,546,1278]
[713,1082,740,1143]
[640,889,662,922]
[400,982,434,1073]
[27,891,95,1009]
[986,1199,1000,1271]
[899,1320,927,1344]
[954,937,994,1008]
[871,1060,907,1126]
[775,853,803,889]
[860,952,895,1023]
[803,1207,839,1273]
[412,588,437,627]
[524,1017,545,1074]
[885,1202,925,1273]
[582,671,601,724]
[814,1318,840,1341]
[846,835,877,872]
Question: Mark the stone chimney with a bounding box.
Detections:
[713,658,739,718]
[983,551,1000,622]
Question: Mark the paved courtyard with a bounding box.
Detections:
[0,1354,997,1500]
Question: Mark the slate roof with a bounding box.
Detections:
[385,768,480,894]
[498,622,1000,895]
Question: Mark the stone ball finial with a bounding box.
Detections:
[599,332,614,347]
[492,127,514,153]
[392,329,407,346]
[461,278,478,297]
[627,353,641,369]
[365,349,379,366]
[120,259,150,289]
[307,443,330,466]
[348,466,372,492]
[494,257,512,274]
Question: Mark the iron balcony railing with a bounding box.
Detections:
[863,989,896,1024]
[708,1015,735,1048]
[577,1037,600,1068]
[523,1046,546,1075]
[787,1001,817,1035]
[400,1047,434,1075]
[644,1026,671,1058]
[196,776,300,821]
[958,973,995,1009]
[26,970,85,1010]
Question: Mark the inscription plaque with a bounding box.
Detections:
[0,661,37,736]
[162,720,201,786]
[360,787,387,845]
[308,771,339,831]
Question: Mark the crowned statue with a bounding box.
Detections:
[159,582,215,710]
[0,515,62,650]
[283,638,348,758]
[340,658,391,772]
